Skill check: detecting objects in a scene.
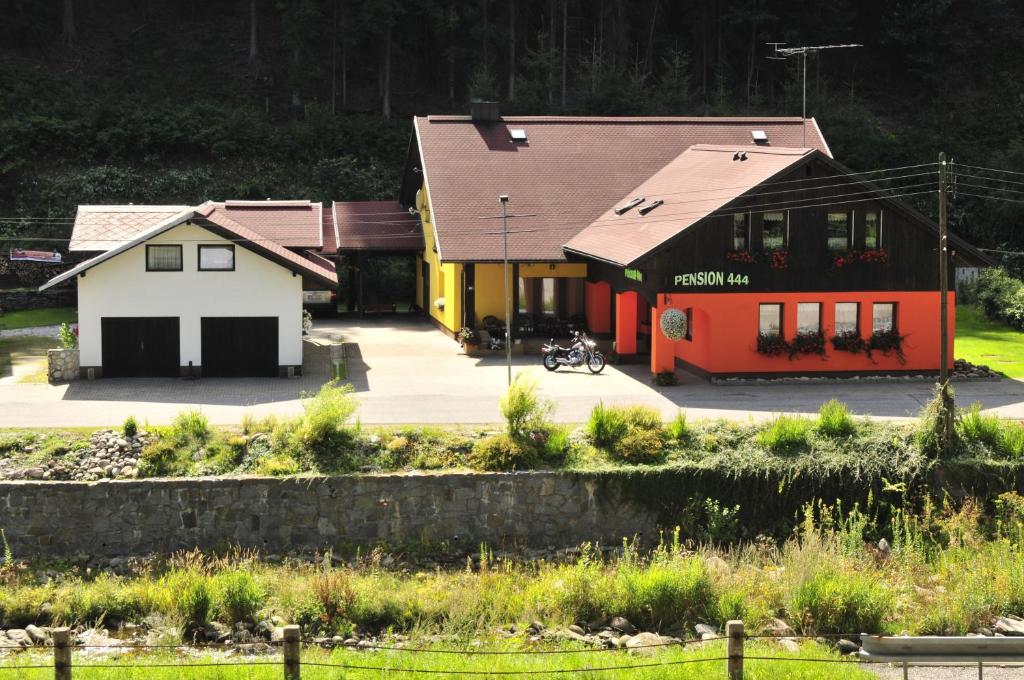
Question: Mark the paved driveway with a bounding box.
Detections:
[1,316,1023,427]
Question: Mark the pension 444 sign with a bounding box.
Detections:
[673,271,749,287]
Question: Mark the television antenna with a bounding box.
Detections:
[767,43,862,146]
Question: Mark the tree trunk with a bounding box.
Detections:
[382,22,392,118]
[507,0,515,101]
[62,0,76,47]
[561,0,567,107]
[248,0,258,64]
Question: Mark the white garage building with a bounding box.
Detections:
[40,201,338,378]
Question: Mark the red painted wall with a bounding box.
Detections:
[585,281,611,333]
[662,291,955,375]
[650,304,676,374]
[615,290,639,354]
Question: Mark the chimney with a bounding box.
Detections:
[470,100,501,122]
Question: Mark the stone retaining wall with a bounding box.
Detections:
[0,289,76,313]
[47,348,79,383]
[0,473,657,558]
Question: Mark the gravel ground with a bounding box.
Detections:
[866,662,1024,679]
[0,324,61,338]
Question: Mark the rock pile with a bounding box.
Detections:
[11,430,153,481]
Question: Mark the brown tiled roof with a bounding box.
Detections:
[564,145,814,266]
[414,116,831,262]
[70,205,189,251]
[205,201,322,248]
[334,201,423,251]
[321,204,338,254]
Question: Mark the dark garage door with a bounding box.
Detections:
[101,317,180,378]
[201,317,278,377]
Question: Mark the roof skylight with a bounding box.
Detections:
[751,130,768,144]
[614,197,645,215]
[509,128,528,141]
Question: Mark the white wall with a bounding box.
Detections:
[77,223,303,369]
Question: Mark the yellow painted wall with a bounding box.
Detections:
[519,262,588,278]
[414,254,423,308]
[418,184,462,332]
[474,264,514,323]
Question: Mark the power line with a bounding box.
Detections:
[954,172,1024,188]
[957,163,1024,178]
[955,181,1024,196]
[956,191,1024,205]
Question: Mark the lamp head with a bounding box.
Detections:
[498,194,509,204]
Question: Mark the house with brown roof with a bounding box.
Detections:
[41,201,339,378]
[401,104,989,377]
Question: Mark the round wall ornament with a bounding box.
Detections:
[659,307,687,341]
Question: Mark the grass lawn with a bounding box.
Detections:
[956,304,1024,379]
[0,306,77,330]
[0,642,869,679]
[0,336,55,383]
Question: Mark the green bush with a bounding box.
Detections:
[756,415,811,454]
[469,434,534,471]
[666,411,690,441]
[816,400,855,438]
[998,422,1024,459]
[614,428,666,464]
[170,410,211,446]
[587,402,630,448]
[294,381,359,467]
[255,454,301,476]
[57,322,77,349]
[613,557,716,630]
[213,570,265,625]
[175,576,213,635]
[958,403,1002,450]
[789,568,890,634]
[975,267,1024,330]
[122,415,138,439]
[137,441,191,477]
[500,374,554,440]
[620,405,663,432]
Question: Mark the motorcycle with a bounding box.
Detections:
[542,331,605,374]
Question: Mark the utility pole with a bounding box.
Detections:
[939,152,950,384]
[499,194,513,386]
[767,43,862,147]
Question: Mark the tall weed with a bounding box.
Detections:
[500,374,553,440]
[816,400,855,438]
[170,410,210,446]
[756,415,811,454]
[958,403,1002,450]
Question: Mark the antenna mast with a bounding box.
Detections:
[767,43,862,147]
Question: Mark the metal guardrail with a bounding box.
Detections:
[860,634,1024,679]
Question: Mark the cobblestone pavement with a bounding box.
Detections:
[1,316,1023,427]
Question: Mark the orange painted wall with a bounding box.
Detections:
[585,281,612,333]
[650,304,676,373]
[615,291,639,354]
[663,291,955,375]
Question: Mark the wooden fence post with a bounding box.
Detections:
[283,624,301,680]
[726,619,743,680]
[53,627,71,680]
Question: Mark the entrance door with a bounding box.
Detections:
[101,317,180,377]
[201,317,278,377]
[421,261,430,314]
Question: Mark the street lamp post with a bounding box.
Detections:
[499,194,512,386]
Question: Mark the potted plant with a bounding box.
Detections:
[831,330,868,354]
[789,331,826,359]
[756,332,790,357]
[867,328,906,363]
[457,326,481,355]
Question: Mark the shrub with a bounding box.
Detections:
[310,571,357,634]
[255,454,301,476]
[213,570,265,625]
[57,322,77,349]
[122,415,139,439]
[975,267,1024,329]
[789,568,890,634]
[543,427,571,460]
[816,400,855,438]
[175,577,213,636]
[469,434,534,471]
[614,428,666,464]
[620,405,663,432]
[170,410,211,446]
[500,374,554,440]
[666,411,690,441]
[998,422,1024,459]
[587,402,629,448]
[138,441,191,477]
[756,415,811,454]
[294,381,359,466]
[613,557,716,630]
[916,381,960,458]
[958,403,1002,450]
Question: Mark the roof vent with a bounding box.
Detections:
[614,197,645,215]
[751,130,768,144]
[509,128,528,142]
[637,200,664,216]
[732,151,748,162]
[470,100,501,122]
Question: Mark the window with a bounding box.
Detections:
[540,278,556,316]
[864,211,882,249]
[732,213,749,250]
[518,277,531,314]
[872,303,896,333]
[797,303,821,334]
[759,303,782,337]
[763,212,787,250]
[198,245,235,271]
[827,212,851,251]
[146,245,182,271]
[835,302,859,335]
